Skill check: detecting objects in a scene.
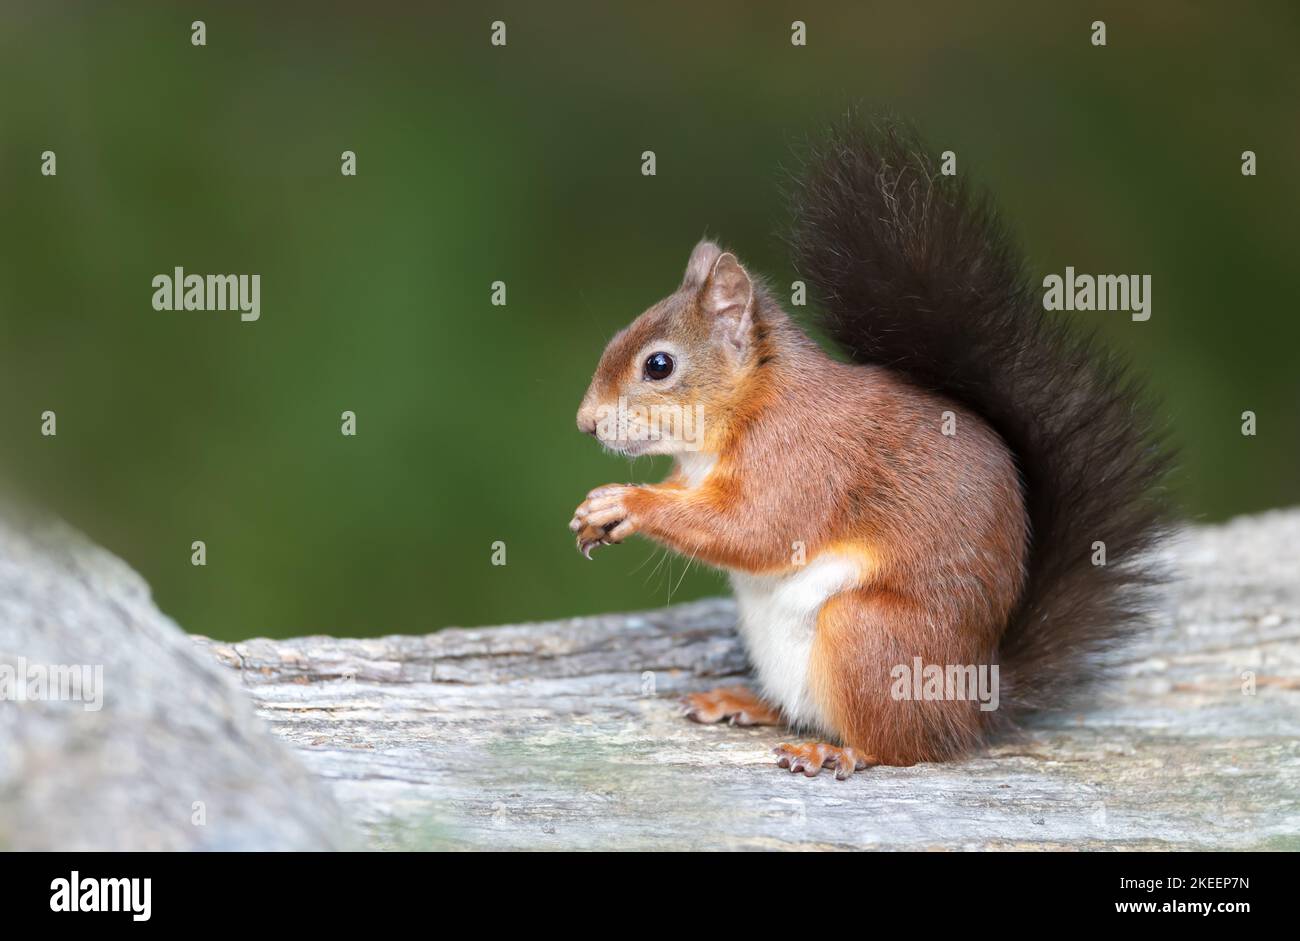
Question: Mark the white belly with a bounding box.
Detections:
[729,554,861,732]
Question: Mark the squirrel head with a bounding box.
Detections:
[576,239,764,457]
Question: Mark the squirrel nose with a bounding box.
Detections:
[576,411,598,436]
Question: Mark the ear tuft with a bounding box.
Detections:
[682,239,723,289]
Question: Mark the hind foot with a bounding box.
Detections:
[681,686,782,727]
[773,742,874,780]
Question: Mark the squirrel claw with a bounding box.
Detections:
[576,516,622,557]
[578,530,611,559]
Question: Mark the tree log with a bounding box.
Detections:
[0,509,348,850]
[193,510,1300,850]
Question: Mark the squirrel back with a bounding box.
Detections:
[787,113,1172,720]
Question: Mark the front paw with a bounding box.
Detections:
[569,484,640,558]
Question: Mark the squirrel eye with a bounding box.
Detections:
[643,351,675,381]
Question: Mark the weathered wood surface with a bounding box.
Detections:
[198,510,1300,851]
[0,509,348,851]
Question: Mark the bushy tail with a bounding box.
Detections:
[786,113,1171,717]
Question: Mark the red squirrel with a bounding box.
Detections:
[569,116,1168,779]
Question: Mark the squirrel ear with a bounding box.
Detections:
[701,252,755,354]
[682,239,723,289]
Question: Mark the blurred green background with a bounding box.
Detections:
[1,2,1296,641]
